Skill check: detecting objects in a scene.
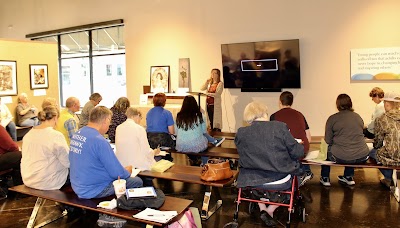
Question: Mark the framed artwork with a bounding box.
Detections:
[106,64,112,76]
[178,58,191,90]
[30,64,49,89]
[150,66,170,93]
[0,60,18,96]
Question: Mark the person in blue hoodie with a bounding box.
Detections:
[69,106,143,199]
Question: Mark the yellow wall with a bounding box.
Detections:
[0,39,59,121]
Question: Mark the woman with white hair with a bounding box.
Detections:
[16,93,39,127]
[115,107,160,186]
[235,101,304,227]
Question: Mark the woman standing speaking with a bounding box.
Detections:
[201,68,223,131]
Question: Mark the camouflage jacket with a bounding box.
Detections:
[374,109,400,166]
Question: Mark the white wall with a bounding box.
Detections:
[1,0,400,135]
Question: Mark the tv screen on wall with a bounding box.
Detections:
[221,39,301,89]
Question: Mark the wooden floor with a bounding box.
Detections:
[1,142,399,227]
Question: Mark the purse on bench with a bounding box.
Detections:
[200,159,233,181]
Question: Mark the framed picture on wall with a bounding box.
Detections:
[150,66,170,93]
[0,60,18,96]
[30,64,49,89]
[178,58,191,90]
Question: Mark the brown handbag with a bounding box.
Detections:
[200,159,233,181]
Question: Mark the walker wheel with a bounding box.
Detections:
[301,207,306,223]
[248,202,257,214]
[223,221,238,228]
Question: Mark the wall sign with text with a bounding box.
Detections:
[351,47,400,81]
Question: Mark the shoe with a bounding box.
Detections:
[260,210,277,227]
[320,177,331,187]
[380,178,393,189]
[213,137,225,147]
[299,172,314,187]
[97,214,127,228]
[338,176,355,186]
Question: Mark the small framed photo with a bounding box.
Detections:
[30,64,49,89]
[150,66,170,93]
[0,60,18,96]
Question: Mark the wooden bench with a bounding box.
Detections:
[168,146,239,160]
[9,184,192,228]
[139,164,239,220]
[302,160,400,202]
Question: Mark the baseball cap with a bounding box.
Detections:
[382,91,400,102]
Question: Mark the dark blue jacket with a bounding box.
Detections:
[235,121,303,188]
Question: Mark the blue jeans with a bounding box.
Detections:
[369,149,393,180]
[302,164,311,173]
[203,133,216,143]
[95,176,143,198]
[20,117,39,127]
[321,148,369,178]
[6,121,17,141]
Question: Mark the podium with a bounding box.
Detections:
[187,92,207,110]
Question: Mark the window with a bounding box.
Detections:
[31,21,126,108]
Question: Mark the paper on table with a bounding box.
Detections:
[133,208,177,223]
[306,160,336,165]
[97,199,117,210]
[304,150,336,164]
[304,150,319,160]
[131,168,141,178]
[158,151,169,156]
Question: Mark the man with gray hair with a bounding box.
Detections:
[69,106,143,227]
[55,97,80,145]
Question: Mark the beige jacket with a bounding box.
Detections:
[200,81,223,129]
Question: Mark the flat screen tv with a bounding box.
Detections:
[221,39,301,91]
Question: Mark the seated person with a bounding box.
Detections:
[0,97,17,141]
[79,93,102,129]
[175,96,225,165]
[371,92,400,188]
[69,106,143,199]
[364,87,385,139]
[270,91,313,186]
[21,105,69,190]
[115,107,160,186]
[41,97,58,110]
[320,94,369,187]
[235,101,304,227]
[107,97,130,143]
[55,97,80,146]
[16,93,39,127]
[0,125,22,187]
[146,93,176,150]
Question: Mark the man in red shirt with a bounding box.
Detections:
[270,91,312,186]
[0,125,22,189]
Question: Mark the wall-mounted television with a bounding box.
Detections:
[221,39,301,92]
